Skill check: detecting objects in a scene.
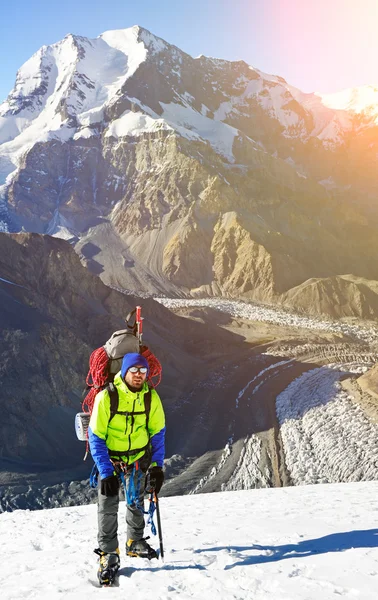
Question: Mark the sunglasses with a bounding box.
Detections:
[128,366,148,374]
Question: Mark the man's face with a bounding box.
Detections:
[125,365,147,390]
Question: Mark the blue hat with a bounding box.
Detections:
[121,353,149,379]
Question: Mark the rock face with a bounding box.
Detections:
[2,27,378,317]
[0,232,249,472]
[357,365,378,400]
[283,276,378,320]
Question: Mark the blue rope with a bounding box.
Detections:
[119,463,157,536]
[147,494,157,536]
[119,463,145,512]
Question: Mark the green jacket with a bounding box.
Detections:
[88,372,165,478]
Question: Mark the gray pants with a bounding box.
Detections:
[98,466,146,553]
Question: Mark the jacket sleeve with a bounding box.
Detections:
[150,427,166,468]
[148,389,166,468]
[88,390,114,479]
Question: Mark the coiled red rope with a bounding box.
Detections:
[83,346,162,414]
[82,347,110,414]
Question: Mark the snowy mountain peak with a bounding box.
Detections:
[98,25,168,55]
[1,25,161,125]
[0,23,371,160]
[137,26,170,55]
[2,24,378,190]
[0,32,90,121]
[1,46,53,117]
[100,26,144,53]
[0,27,153,155]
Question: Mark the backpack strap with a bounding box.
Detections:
[109,447,149,459]
[107,382,119,424]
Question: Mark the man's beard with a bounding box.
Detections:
[126,381,143,393]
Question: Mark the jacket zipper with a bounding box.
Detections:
[127,395,137,453]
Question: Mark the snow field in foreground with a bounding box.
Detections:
[2,482,378,599]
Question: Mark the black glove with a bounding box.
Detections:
[100,473,119,497]
[145,466,164,494]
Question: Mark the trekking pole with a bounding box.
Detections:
[136,305,144,348]
[154,490,164,561]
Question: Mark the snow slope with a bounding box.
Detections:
[2,482,378,599]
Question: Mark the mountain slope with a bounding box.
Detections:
[282,274,378,319]
[0,232,249,472]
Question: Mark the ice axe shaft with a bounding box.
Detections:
[154,491,164,561]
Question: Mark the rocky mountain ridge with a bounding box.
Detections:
[2,27,378,318]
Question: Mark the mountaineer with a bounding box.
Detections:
[88,352,165,585]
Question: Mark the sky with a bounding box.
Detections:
[2,0,378,104]
[2,481,378,598]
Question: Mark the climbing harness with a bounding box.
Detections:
[118,461,158,537]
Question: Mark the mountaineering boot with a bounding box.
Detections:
[126,537,157,559]
[94,547,120,586]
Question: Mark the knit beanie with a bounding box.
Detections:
[121,353,149,380]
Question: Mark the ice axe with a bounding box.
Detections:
[153,490,164,561]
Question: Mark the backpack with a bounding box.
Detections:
[75,306,162,454]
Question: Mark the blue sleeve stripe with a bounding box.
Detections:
[150,426,165,467]
[88,427,114,479]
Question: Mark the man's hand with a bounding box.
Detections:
[145,466,164,494]
[100,473,119,496]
